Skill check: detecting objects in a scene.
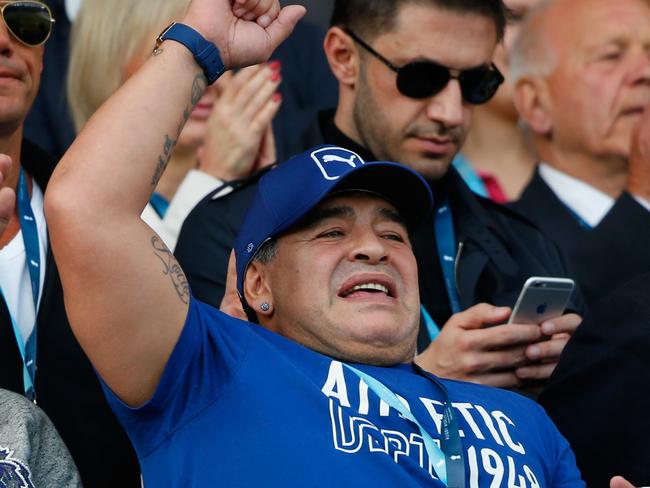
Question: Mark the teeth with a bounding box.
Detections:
[349,283,389,294]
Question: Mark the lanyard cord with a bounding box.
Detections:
[343,364,466,487]
[0,168,41,401]
[422,191,461,340]
[434,192,461,313]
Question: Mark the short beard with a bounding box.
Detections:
[352,64,461,181]
[352,64,394,162]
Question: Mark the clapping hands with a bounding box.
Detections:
[198,63,280,181]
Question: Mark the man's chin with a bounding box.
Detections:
[399,155,452,181]
[342,320,417,355]
[334,340,416,366]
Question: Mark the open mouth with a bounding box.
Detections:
[338,278,396,300]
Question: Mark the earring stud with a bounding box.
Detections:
[260,303,270,312]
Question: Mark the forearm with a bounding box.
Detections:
[43,40,208,405]
[43,0,304,406]
[49,42,206,222]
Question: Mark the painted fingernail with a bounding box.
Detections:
[527,345,541,360]
[273,92,282,103]
[271,71,281,82]
[268,60,281,71]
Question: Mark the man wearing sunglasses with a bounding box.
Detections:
[0,1,141,487]
[175,0,582,391]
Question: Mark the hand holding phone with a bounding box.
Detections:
[508,277,575,325]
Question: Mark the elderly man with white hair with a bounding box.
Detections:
[510,0,650,307]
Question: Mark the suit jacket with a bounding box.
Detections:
[0,141,140,487]
[175,115,581,350]
[511,168,650,306]
[539,272,650,486]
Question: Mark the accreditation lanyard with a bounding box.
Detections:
[2,168,41,401]
[422,192,461,340]
[344,363,466,488]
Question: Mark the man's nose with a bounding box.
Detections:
[425,79,465,128]
[628,46,650,85]
[349,229,389,264]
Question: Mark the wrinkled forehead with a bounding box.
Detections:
[287,190,408,235]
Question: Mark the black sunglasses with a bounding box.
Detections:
[346,30,504,105]
[0,1,55,47]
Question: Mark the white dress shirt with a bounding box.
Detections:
[539,163,650,227]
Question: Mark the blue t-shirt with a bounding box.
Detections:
[104,298,584,487]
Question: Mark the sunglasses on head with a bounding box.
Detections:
[0,1,54,47]
[346,29,504,105]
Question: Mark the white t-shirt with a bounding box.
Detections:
[0,181,48,343]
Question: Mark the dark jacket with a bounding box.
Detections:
[511,168,650,306]
[176,115,581,350]
[539,272,650,487]
[0,141,140,487]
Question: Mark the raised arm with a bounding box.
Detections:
[44,0,305,406]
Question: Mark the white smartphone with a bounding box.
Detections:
[508,277,575,324]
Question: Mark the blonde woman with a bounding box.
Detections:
[68,0,280,249]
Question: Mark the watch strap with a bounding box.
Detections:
[156,22,225,84]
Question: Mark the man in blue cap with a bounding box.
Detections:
[175,0,583,391]
[42,0,603,485]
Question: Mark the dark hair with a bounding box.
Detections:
[331,0,507,42]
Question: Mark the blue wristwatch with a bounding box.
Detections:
[155,22,225,85]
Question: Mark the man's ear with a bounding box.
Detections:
[243,260,274,317]
[324,26,359,88]
[513,76,553,136]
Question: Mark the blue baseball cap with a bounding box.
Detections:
[234,145,433,302]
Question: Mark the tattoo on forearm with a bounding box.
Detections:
[175,74,207,136]
[151,73,208,187]
[151,235,190,304]
[151,134,177,187]
[191,74,207,105]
